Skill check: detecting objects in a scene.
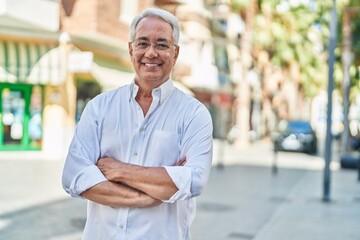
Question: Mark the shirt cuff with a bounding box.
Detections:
[69,165,107,197]
[162,166,192,203]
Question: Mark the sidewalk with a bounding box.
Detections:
[194,139,360,240]
[0,139,359,240]
[193,163,360,240]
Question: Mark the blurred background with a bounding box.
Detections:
[0,0,360,239]
[1,0,360,155]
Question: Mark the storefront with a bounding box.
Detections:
[0,83,43,150]
[0,40,66,151]
[0,34,137,156]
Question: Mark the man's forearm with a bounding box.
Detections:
[117,164,178,200]
[97,158,180,200]
[81,180,161,208]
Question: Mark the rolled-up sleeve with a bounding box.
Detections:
[163,105,213,203]
[62,99,106,198]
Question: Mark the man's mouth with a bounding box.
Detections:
[143,63,162,67]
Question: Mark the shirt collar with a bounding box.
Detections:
[129,79,174,105]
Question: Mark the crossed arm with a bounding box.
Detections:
[80,157,186,208]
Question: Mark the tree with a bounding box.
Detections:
[229,0,360,144]
[231,0,258,148]
[338,1,360,152]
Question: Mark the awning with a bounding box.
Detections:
[91,62,134,91]
[91,63,194,95]
[0,41,66,85]
[91,61,194,95]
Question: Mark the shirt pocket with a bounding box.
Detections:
[147,130,180,166]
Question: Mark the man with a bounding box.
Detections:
[62,7,213,240]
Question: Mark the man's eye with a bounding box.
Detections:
[137,42,150,48]
[156,43,170,50]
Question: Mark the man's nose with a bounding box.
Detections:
[144,44,159,56]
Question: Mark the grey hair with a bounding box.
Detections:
[129,7,180,44]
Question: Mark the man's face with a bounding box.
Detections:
[129,16,179,87]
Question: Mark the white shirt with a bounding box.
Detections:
[62,79,213,240]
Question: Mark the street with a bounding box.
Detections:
[0,139,360,240]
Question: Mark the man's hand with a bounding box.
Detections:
[97,157,124,182]
[176,156,187,166]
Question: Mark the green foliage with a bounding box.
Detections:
[252,1,334,97]
[231,0,252,11]
[351,11,360,65]
[339,1,360,97]
[230,0,360,99]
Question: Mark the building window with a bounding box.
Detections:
[1,88,25,145]
[0,84,43,150]
[119,0,139,25]
[29,85,43,148]
[75,79,101,123]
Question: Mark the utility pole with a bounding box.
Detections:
[323,0,337,202]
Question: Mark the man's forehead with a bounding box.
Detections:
[137,15,169,25]
[134,17,173,41]
[136,16,172,32]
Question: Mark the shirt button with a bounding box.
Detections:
[134,152,138,156]
[119,224,124,229]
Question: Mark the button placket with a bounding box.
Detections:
[116,208,129,238]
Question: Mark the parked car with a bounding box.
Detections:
[273,120,317,154]
[339,136,360,169]
[340,151,360,169]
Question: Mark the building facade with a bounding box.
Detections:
[0,0,70,157]
[0,0,240,158]
[0,0,134,157]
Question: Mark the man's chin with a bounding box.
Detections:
[140,74,163,82]
[139,76,168,86]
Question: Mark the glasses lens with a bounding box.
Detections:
[134,40,150,50]
[133,40,173,51]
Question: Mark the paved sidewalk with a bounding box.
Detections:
[0,139,359,240]
[193,164,360,240]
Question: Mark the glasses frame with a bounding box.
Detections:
[131,39,178,53]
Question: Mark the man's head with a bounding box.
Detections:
[129,8,180,45]
[128,8,180,87]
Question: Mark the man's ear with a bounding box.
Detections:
[128,42,133,56]
[174,45,180,61]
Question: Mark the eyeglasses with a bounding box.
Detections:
[131,39,177,52]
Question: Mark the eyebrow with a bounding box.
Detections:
[136,37,170,43]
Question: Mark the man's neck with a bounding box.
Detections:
[135,86,154,117]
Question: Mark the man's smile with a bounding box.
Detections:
[143,62,162,66]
